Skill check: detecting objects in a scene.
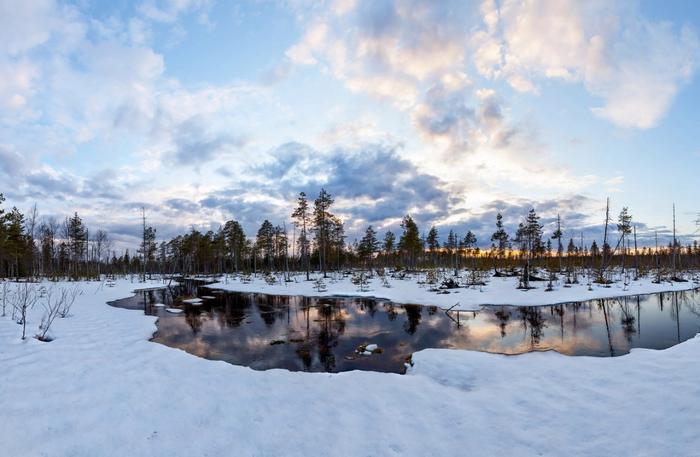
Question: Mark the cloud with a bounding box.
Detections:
[284,0,604,196]
[168,117,247,166]
[0,144,26,176]
[473,0,699,129]
[138,0,213,24]
[259,60,293,85]
[197,142,452,233]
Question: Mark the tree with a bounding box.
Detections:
[462,230,477,276]
[291,192,311,280]
[138,226,157,279]
[490,212,509,273]
[93,229,110,277]
[398,215,421,269]
[313,188,335,277]
[383,231,396,266]
[64,212,86,279]
[223,220,246,273]
[426,226,439,265]
[444,230,459,274]
[515,209,543,289]
[329,216,345,271]
[567,238,577,273]
[256,220,275,271]
[39,217,58,277]
[5,207,29,278]
[551,214,563,272]
[357,225,379,268]
[617,207,633,275]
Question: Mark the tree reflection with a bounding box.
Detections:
[383,303,398,320]
[518,307,546,347]
[185,309,203,335]
[598,299,614,356]
[553,305,565,342]
[494,307,510,338]
[619,298,636,342]
[403,305,422,335]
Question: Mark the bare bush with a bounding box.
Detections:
[13,284,39,340]
[36,287,64,342]
[59,285,82,318]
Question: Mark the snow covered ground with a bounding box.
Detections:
[1,278,699,457]
[204,271,700,311]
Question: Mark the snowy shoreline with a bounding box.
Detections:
[2,278,699,456]
[202,273,700,311]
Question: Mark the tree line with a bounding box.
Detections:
[0,191,698,283]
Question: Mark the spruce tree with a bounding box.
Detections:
[358,225,379,268]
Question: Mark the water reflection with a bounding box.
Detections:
[108,286,700,374]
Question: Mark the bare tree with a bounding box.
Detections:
[26,203,39,277]
[93,230,110,278]
[1,281,11,317]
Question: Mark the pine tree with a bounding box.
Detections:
[551,213,563,272]
[617,207,633,275]
[445,230,457,273]
[490,212,509,273]
[5,207,28,278]
[426,226,439,265]
[138,226,157,278]
[329,216,345,271]
[398,215,421,269]
[223,220,246,272]
[463,230,477,275]
[291,192,311,280]
[313,188,335,277]
[383,231,396,267]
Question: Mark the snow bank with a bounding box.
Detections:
[1,278,698,456]
[206,272,700,310]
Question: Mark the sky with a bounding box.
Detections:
[1,0,699,250]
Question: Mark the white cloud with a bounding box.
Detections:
[138,0,213,24]
[473,0,699,129]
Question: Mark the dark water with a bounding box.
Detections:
[109,283,700,374]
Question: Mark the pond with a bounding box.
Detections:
[109,282,700,374]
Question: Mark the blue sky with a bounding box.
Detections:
[0,0,699,248]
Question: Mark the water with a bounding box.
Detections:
[109,284,700,374]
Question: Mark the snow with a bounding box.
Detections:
[1,278,699,456]
[365,344,378,352]
[153,303,166,307]
[205,272,700,311]
[165,308,183,314]
[182,298,203,304]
